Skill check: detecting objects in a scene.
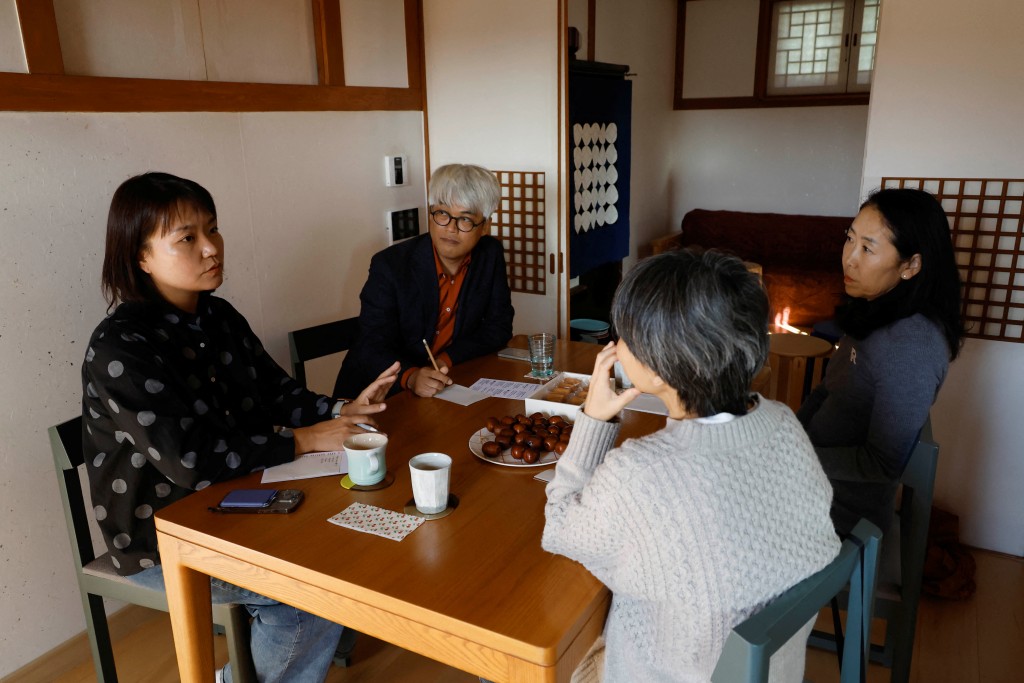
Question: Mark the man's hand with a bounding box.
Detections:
[408,366,452,398]
[582,342,641,422]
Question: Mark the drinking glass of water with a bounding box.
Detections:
[528,333,555,378]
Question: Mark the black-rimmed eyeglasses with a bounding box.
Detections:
[430,209,486,233]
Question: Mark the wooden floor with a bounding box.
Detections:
[7,549,1021,683]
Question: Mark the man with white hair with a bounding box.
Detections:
[335,164,514,398]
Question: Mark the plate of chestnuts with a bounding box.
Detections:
[468,412,574,467]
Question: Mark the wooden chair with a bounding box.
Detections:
[288,317,360,388]
[50,417,255,683]
[809,421,940,683]
[712,519,883,683]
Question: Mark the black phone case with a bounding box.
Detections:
[209,489,304,514]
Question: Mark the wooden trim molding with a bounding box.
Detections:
[587,0,596,61]
[678,93,869,110]
[15,0,64,75]
[312,0,345,86]
[404,0,425,92]
[0,72,422,112]
[2,0,425,113]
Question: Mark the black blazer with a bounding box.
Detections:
[334,234,514,397]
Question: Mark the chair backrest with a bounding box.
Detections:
[50,416,98,572]
[51,415,259,682]
[712,519,883,683]
[287,317,360,387]
[895,421,939,599]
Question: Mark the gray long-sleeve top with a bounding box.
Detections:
[797,313,949,534]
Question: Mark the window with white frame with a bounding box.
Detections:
[766,0,880,96]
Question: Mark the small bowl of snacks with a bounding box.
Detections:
[524,372,593,421]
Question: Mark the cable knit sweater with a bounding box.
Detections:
[542,396,840,683]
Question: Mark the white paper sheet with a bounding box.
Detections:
[624,393,670,416]
[434,383,490,406]
[468,377,540,400]
[260,450,347,483]
[533,468,556,483]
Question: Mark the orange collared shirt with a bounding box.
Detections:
[400,248,472,388]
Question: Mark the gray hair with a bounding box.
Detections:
[428,164,501,218]
[611,249,769,417]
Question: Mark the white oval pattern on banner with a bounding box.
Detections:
[571,119,622,234]
[606,143,618,165]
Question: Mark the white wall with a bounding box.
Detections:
[0,0,25,72]
[0,110,424,675]
[423,0,562,337]
[861,0,1024,555]
[593,0,868,271]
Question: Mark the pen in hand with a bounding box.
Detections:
[421,339,452,388]
[422,338,441,373]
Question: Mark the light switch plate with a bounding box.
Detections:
[384,155,407,187]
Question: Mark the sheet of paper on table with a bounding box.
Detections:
[434,383,490,406]
[533,468,556,483]
[468,377,540,400]
[261,450,346,483]
[624,392,669,416]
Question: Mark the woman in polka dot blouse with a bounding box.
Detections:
[81,172,398,682]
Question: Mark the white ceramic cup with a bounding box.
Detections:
[408,452,452,514]
[344,432,388,486]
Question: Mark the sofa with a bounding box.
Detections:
[647,209,854,327]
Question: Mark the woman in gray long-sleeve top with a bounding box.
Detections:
[797,188,966,535]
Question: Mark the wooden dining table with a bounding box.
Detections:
[155,337,666,682]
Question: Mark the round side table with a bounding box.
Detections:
[767,333,834,411]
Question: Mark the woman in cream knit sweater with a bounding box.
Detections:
[542,250,840,682]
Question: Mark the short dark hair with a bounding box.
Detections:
[611,249,769,417]
[861,188,965,359]
[101,172,216,308]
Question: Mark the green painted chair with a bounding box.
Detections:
[809,422,939,683]
[287,317,360,388]
[50,416,256,683]
[712,519,883,683]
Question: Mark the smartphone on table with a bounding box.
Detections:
[210,488,304,514]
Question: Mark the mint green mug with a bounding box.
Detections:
[344,432,388,486]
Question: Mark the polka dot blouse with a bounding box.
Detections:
[81,294,334,576]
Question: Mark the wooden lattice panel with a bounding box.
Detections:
[491,171,546,294]
[882,177,1024,343]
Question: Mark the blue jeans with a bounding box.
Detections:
[127,565,343,683]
